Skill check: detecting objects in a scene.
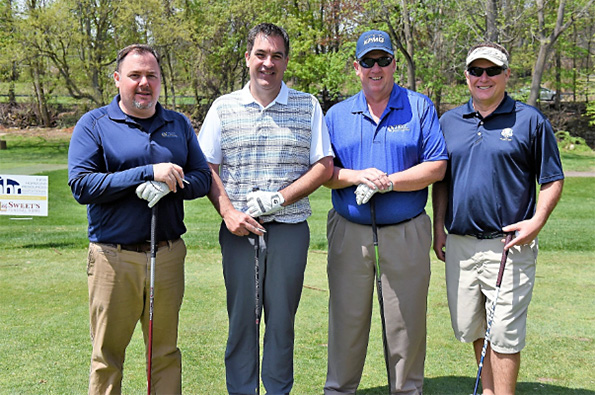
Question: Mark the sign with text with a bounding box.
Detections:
[0,175,49,216]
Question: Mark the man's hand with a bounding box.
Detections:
[221,208,267,236]
[433,228,447,262]
[246,190,285,217]
[136,181,171,208]
[153,163,185,192]
[354,180,393,205]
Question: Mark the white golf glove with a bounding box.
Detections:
[136,181,171,208]
[354,181,393,205]
[246,190,285,218]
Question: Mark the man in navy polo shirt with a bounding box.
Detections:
[323,30,447,394]
[432,43,564,394]
[68,44,211,394]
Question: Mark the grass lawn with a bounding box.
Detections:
[0,133,593,394]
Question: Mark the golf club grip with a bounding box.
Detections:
[496,233,514,287]
[370,199,378,245]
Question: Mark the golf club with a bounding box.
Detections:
[473,232,514,395]
[254,233,263,395]
[147,204,158,395]
[370,198,391,394]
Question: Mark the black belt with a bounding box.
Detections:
[103,240,174,252]
[468,231,505,240]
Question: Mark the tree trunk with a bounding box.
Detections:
[401,0,416,91]
[486,0,499,41]
[30,60,51,127]
[8,62,18,106]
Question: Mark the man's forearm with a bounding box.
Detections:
[206,164,235,218]
[432,180,448,232]
[533,179,564,229]
[280,156,334,205]
[389,160,447,192]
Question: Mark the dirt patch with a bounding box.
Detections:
[0,126,74,139]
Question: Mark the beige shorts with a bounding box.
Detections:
[445,234,538,354]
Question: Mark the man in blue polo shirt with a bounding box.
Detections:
[432,43,564,394]
[323,30,447,394]
[68,44,211,394]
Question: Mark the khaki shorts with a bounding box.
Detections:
[445,234,538,354]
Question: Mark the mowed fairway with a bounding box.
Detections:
[0,132,593,394]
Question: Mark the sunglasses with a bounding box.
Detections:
[358,56,393,68]
[467,66,506,77]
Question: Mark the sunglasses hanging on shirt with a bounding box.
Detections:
[358,56,394,69]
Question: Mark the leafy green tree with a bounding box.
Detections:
[0,0,20,106]
[282,0,363,109]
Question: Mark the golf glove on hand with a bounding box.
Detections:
[354,181,393,205]
[136,181,171,208]
[246,190,285,218]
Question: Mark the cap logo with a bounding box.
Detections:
[364,35,385,45]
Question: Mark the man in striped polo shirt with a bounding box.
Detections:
[198,23,334,395]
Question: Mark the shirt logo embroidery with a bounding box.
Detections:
[387,125,409,133]
[500,128,513,141]
[161,131,177,138]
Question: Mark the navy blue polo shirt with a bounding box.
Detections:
[68,95,211,244]
[326,84,448,225]
[439,94,564,235]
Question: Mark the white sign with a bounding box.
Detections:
[0,175,49,216]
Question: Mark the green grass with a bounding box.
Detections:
[0,133,594,393]
[560,150,595,172]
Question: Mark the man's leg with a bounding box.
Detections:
[88,243,145,395]
[380,213,431,394]
[141,239,186,394]
[261,221,309,394]
[491,350,520,395]
[474,339,494,395]
[325,210,375,395]
[220,225,259,394]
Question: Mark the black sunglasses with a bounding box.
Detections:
[358,56,393,69]
[467,66,506,77]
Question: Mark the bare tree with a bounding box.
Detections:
[529,0,594,106]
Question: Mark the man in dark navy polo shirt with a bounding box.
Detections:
[68,44,211,394]
[432,42,564,394]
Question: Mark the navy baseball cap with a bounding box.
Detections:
[356,30,394,59]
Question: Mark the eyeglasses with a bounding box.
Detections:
[358,56,393,69]
[467,66,506,77]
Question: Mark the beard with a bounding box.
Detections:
[133,98,154,110]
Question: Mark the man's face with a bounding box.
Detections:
[114,51,161,118]
[245,33,289,95]
[465,58,510,108]
[354,50,396,98]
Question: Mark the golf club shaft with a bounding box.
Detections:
[254,234,262,395]
[147,204,158,395]
[370,199,391,393]
[473,232,513,395]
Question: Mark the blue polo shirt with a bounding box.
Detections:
[439,94,564,235]
[68,95,212,244]
[326,84,448,225]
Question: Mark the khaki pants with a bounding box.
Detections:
[325,210,431,395]
[87,239,186,395]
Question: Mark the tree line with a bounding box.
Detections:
[1,0,594,127]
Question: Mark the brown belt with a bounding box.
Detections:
[104,240,173,252]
